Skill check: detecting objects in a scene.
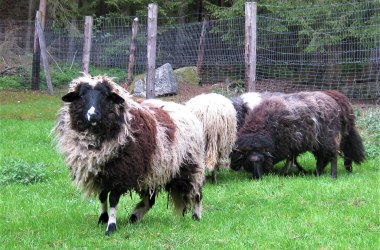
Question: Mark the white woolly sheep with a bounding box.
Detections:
[186,93,237,183]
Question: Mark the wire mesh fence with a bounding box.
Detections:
[0,1,379,100]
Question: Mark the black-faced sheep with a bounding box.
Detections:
[186,93,237,183]
[231,91,305,175]
[53,74,205,235]
[230,90,365,179]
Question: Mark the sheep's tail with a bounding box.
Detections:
[341,127,365,165]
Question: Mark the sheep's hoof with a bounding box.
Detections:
[105,223,116,236]
[98,212,109,225]
[345,165,353,173]
[192,214,200,221]
[129,214,138,224]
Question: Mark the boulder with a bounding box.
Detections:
[133,63,177,97]
[173,66,199,85]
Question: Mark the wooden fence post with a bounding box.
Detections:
[82,16,93,74]
[35,11,54,94]
[127,17,139,85]
[197,16,208,86]
[146,3,158,99]
[31,0,47,91]
[245,2,257,92]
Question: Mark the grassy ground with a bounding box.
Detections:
[0,90,379,249]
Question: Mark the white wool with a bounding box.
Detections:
[186,93,237,172]
[240,92,262,110]
[140,100,205,191]
[53,75,205,197]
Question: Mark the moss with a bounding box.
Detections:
[173,66,199,85]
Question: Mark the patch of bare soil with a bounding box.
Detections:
[160,82,215,103]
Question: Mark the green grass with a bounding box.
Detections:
[0,90,379,249]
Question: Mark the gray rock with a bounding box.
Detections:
[133,79,145,97]
[133,63,177,98]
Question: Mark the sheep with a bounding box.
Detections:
[231,91,305,175]
[231,92,260,131]
[230,90,365,179]
[185,93,237,183]
[320,90,365,174]
[232,92,283,130]
[53,74,205,235]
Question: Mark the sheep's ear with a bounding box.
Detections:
[62,92,79,102]
[108,92,124,104]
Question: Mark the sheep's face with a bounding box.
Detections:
[62,81,124,132]
[230,133,273,179]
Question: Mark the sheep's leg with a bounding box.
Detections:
[315,155,330,176]
[282,159,293,175]
[98,190,109,225]
[315,156,324,176]
[252,162,264,179]
[192,185,203,221]
[129,190,157,224]
[344,157,353,173]
[211,170,217,184]
[293,158,306,174]
[331,155,337,179]
[105,190,121,236]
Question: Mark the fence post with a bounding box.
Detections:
[146,3,158,99]
[82,16,93,74]
[127,17,139,85]
[197,16,208,86]
[245,2,257,92]
[35,11,53,95]
[31,0,47,91]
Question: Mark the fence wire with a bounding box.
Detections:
[0,1,379,100]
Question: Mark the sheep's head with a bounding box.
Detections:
[62,77,125,135]
[230,133,274,179]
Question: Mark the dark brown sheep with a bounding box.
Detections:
[230,91,365,179]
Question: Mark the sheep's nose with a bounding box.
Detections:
[87,106,100,125]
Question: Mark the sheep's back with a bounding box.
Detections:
[186,93,237,170]
[240,92,342,162]
[141,99,206,190]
